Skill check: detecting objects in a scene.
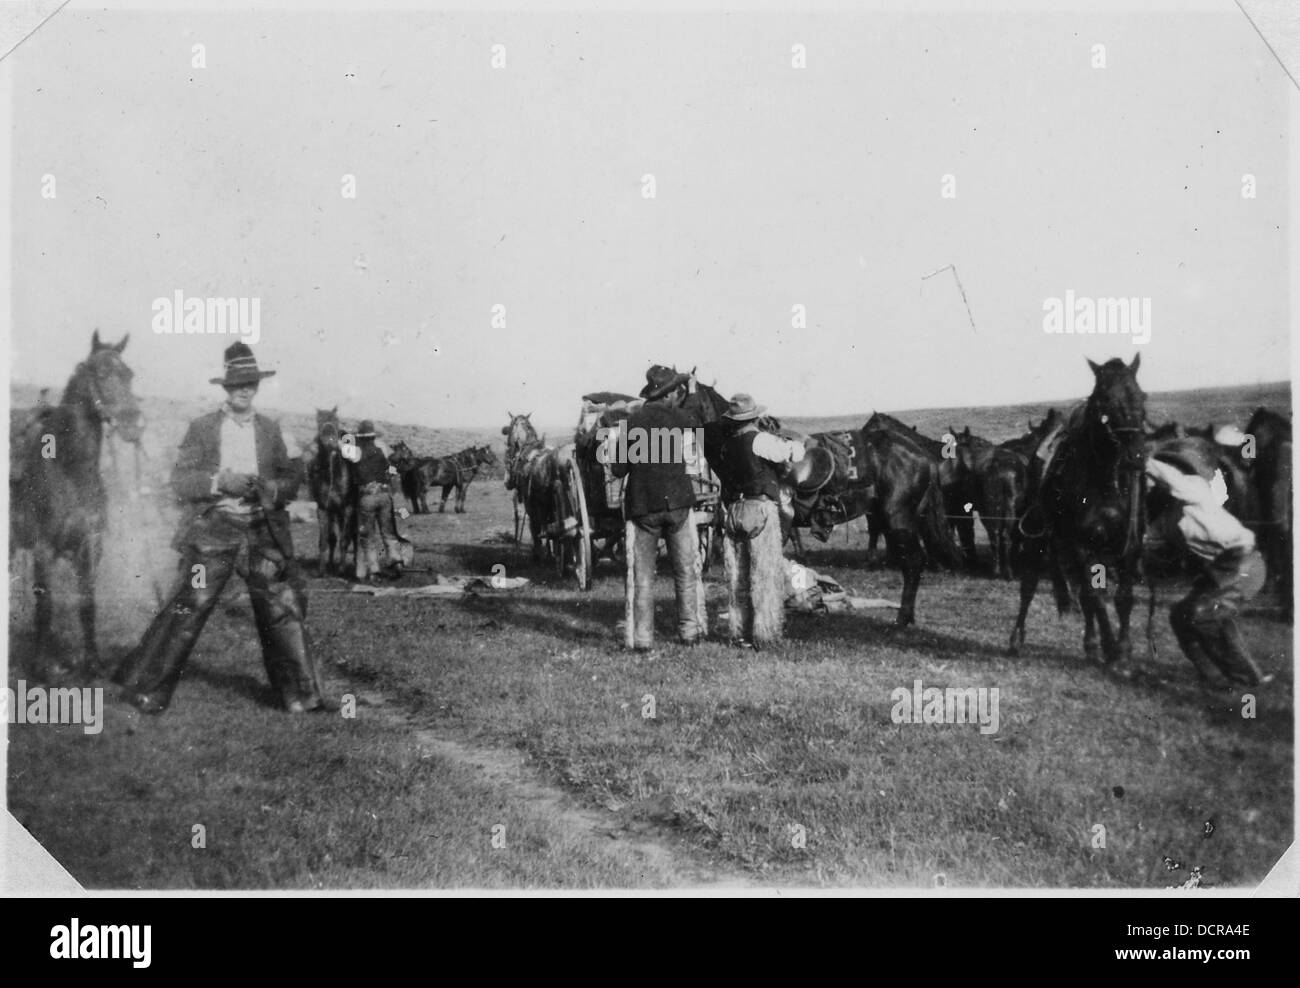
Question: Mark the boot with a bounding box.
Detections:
[1206,621,1265,687]
[251,583,325,711]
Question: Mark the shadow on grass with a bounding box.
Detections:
[184,662,285,711]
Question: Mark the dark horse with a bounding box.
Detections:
[307,406,357,576]
[951,426,1028,580]
[849,415,964,569]
[10,331,144,676]
[388,439,428,514]
[1244,406,1292,610]
[421,444,499,513]
[502,412,566,563]
[1010,355,1147,664]
[858,414,966,626]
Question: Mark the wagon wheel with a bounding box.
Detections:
[567,459,593,591]
[697,511,716,573]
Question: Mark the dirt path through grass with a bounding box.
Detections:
[346,684,763,889]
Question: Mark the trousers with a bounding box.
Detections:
[628,507,702,648]
[357,488,403,579]
[723,497,785,645]
[113,508,324,712]
[1169,548,1267,684]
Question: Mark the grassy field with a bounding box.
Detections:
[6,383,1293,889]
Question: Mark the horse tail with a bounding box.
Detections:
[919,474,964,570]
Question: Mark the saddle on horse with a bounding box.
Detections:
[791,446,835,496]
[787,431,877,540]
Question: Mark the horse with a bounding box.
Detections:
[502,412,566,563]
[10,331,145,676]
[858,413,966,626]
[307,406,357,576]
[1244,407,1291,608]
[388,438,429,514]
[950,426,1027,580]
[855,413,965,567]
[1010,355,1147,664]
[420,444,499,513]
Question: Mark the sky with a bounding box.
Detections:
[4,2,1294,428]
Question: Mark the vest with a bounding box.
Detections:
[721,430,780,502]
[355,443,390,486]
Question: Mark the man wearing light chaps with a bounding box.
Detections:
[716,394,802,648]
[114,343,325,714]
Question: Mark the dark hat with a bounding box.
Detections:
[722,393,765,421]
[210,342,276,387]
[640,364,691,400]
[354,420,379,438]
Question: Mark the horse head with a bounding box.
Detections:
[72,330,144,443]
[1086,355,1147,470]
[503,412,536,450]
[389,439,415,469]
[316,407,342,450]
[476,444,499,466]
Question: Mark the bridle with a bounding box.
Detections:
[505,418,544,484]
[1089,397,1147,560]
[76,358,131,436]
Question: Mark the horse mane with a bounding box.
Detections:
[863,412,943,457]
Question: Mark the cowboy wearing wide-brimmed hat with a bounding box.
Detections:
[639,364,692,402]
[114,342,326,715]
[351,418,408,583]
[209,341,277,387]
[715,393,804,648]
[611,364,705,651]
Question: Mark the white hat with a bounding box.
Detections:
[1213,424,1247,447]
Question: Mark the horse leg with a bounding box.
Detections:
[440,485,450,513]
[74,535,102,673]
[1077,562,1117,664]
[995,524,1011,580]
[1008,537,1043,656]
[955,514,978,571]
[457,482,468,513]
[317,512,331,577]
[1114,569,1136,664]
[31,542,59,675]
[888,526,923,628]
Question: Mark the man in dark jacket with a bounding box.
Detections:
[351,420,404,583]
[608,366,703,650]
[113,342,326,714]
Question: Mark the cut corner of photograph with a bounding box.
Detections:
[1,0,1297,915]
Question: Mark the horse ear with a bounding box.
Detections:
[114,333,129,352]
[91,329,103,351]
[506,411,513,420]
[1087,358,1102,376]
[1128,352,1141,374]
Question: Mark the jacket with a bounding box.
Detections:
[171,410,300,553]
[609,401,697,517]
